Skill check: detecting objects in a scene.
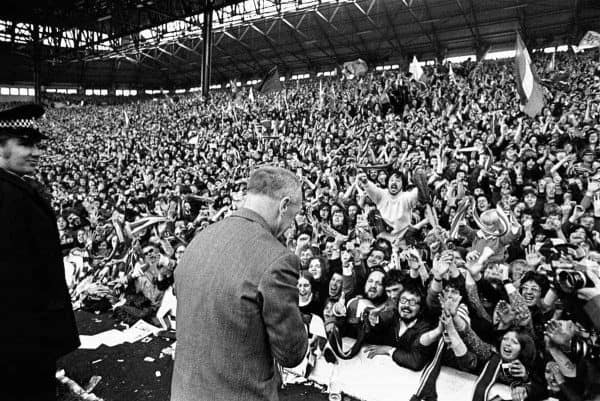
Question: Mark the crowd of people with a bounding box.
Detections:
[22,47,600,400]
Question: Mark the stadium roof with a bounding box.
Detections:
[0,0,598,89]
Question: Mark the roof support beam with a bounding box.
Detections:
[345,4,370,56]
[156,46,186,62]
[421,0,444,59]
[467,0,483,49]
[380,0,408,57]
[249,22,295,70]
[353,0,405,57]
[310,10,344,62]
[219,28,265,72]
[404,0,443,58]
[569,0,582,44]
[455,0,482,49]
[279,16,316,70]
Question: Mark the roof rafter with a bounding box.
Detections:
[454,0,482,49]
[353,0,405,57]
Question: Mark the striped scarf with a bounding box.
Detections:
[410,339,502,401]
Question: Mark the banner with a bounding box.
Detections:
[342,58,368,79]
[514,32,545,117]
[579,31,600,48]
[258,67,283,93]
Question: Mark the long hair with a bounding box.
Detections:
[307,256,329,283]
[501,328,536,369]
[298,270,317,293]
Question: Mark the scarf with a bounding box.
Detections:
[410,338,502,401]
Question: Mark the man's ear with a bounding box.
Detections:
[279,197,291,213]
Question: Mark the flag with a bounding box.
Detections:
[342,58,368,79]
[514,32,545,118]
[545,51,556,73]
[402,0,413,6]
[229,79,238,95]
[579,31,600,48]
[123,110,129,128]
[257,67,282,94]
[319,80,324,110]
[409,56,424,81]
[249,87,255,103]
[448,63,456,82]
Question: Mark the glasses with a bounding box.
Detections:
[521,286,541,293]
[144,250,157,256]
[399,297,419,306]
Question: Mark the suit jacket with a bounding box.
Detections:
[0,169,79,362]
[171,208,308,401]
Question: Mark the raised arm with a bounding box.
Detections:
[355,172,384,205]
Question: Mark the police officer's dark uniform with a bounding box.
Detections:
[0,105,79,400]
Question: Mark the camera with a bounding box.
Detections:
[571,336,600,363]
[501,363,513,376]
[555,268,594,294]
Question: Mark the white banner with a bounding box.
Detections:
[579,31,600,48]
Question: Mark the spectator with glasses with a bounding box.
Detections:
[363,284,437,371]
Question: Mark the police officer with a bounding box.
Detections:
[0,104,79,400]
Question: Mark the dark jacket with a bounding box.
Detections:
[171,208,308,401]
[0,169,79,362]
[374,311,436,371]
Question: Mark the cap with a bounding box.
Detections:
[0,104,47,142]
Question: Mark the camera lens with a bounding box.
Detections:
[558,270,586,293]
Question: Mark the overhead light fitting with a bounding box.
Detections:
[97,15,112,22]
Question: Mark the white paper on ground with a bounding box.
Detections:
[79,335,102,350]
[121,320,162,343]
[95,329,128,347]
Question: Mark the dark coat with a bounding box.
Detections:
[373,312,436,371]
[0,168,79,362]
[171,208,308,401]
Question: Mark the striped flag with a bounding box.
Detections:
[514,32,545,118]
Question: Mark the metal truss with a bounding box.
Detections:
[0,0,595,87]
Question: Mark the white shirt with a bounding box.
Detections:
[375,187,418,235]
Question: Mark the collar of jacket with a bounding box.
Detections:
[0,167,33,194]
[0,168,53,214]
[231,207,273,235]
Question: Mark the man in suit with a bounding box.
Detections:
[0,104,80,400]
[171,166,308,401]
